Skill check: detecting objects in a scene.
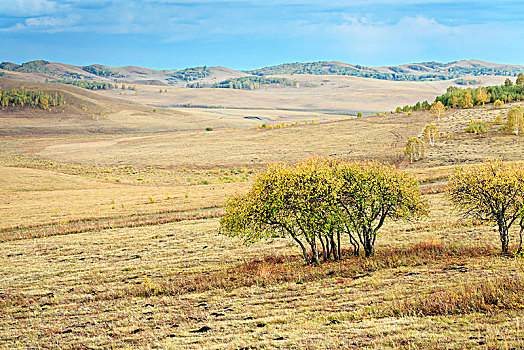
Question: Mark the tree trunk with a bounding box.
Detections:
[518,224,523,254]
[337,232,342,260]
[292,236,310,264]
[310,239,319,265]
[364,242,374,257]
[325,236,332,261]
[363,229,374,257]
[330,235,338,261]
[498,221,509,255]
[319,235,327,261]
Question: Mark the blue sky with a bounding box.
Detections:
[1,0,524,70]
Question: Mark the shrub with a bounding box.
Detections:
[464,120,488,134]
[493,114,504,125]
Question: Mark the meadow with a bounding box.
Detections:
[0,75,523,349]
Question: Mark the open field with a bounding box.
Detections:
[99,74,510,114]
[1,75,524,349]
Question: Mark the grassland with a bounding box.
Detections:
[0,76,523,349]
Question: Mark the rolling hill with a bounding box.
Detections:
[2,59,524,88]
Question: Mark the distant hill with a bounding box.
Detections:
[0,60,247,87]
[1,59,524,88]
[245,60,524,81]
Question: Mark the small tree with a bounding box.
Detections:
[505,78,513,87]
[335,162,428,257]
[423,124,439,146]
[493,115,504,125]
[430,101,445,122]
[505,107,524,136]
[449,95,460,108]
[493,99,504,108]
[460,90,474,109]
[517,73,524,85]
[357,112,363,118]
[404,137,425,163]
[220,159,339,265]
[475,86,490,105]
[220,158,428,261]
[447,160,524,254]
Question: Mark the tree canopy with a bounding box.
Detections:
[447,160,524,254]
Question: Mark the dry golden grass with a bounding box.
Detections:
[1,195,523,349]
[0,165,248,229]
[36,112,429,169]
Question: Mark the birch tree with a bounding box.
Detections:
[404,137,425,163]
[430,101,445,122]
[423,124,439,146]
[506,107,524,136]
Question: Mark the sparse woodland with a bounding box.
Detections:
[0,87,63,110]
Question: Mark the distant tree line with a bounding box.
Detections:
[170,66,211,81]
[187,76,296,89]
[50,79,116,90]
[82,65,124,78]
[8,60,50,74]
[436,83,524,109]
[396,76,524,112]
[454,78,482,86]
[245,61,524,82]
[0,87,63,110]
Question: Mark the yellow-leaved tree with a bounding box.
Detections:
[220,157,428,262]
[460,90,474,109]
[334,161,428,257]
[430,101,445,122]
[447,160,524,254]
[404,137,425,163]
[423,124,439,146]
[475,86,490,105]
[505,107,524,136]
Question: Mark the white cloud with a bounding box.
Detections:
[25,15,78,28]
[0,0,58,17]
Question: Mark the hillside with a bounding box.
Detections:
[0,60,246,87]
[246,60,524,81]
[2,60,524,89]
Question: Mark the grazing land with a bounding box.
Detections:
[0,64,523,349]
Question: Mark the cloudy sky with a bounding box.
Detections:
[1,0,524,70]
